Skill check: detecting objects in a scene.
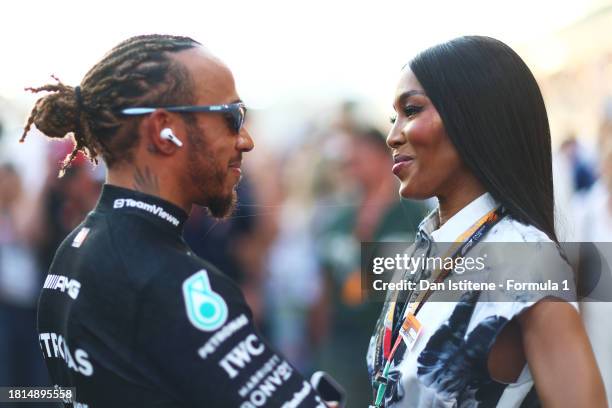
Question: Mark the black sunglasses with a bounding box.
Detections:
[120,102,247,133]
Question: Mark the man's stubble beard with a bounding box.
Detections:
[185,125,238,219]
[206,188,238,219]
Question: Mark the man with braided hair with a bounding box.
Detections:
[22,34,331,407]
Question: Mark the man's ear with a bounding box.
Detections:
[143,110,184,155]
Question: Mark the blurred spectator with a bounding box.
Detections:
[36,144,102,270]
[554,133,598,239]
[560,134,597,193]
[0,163,51,406]
[572,114,612,241]
[311,126,427,406]
[265,137,326,372]
[571,111,612,403]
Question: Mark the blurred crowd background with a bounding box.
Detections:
[2,1,612,407]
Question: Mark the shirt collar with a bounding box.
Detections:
[95,184,188,235]
[418,192,499,242]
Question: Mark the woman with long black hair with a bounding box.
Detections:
[367,36,606,407]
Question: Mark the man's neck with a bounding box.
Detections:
[106,165,191,213]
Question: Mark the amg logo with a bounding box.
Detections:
[43,275,81,300]
[113,198,180,226]
[219,334,265,379]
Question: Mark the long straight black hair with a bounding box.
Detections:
[409,36,558,242]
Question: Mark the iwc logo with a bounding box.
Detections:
[182,270,228,332]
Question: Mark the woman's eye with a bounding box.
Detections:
[403,105,422,117]
[390,106,422,124]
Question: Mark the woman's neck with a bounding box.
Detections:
[437,178,487,227]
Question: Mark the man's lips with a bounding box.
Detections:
[392,154,415,176]
[228,156,242,168]
[228,160,242,176]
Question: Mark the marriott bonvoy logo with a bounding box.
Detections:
[113,198,180,226]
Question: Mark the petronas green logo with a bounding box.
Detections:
[182,270,228,332]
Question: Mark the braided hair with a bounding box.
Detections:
[21,34,200,175]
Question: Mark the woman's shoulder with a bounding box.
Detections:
[481,215,564,275]
[475,214,577,305]
[485,216,552,244]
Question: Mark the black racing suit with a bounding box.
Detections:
[37,185,326,408]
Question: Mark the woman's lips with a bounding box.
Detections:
[392,154,414,176]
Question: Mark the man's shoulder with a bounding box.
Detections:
[58,210,238,292]
[143,258,247,307]
[135,260,251,343]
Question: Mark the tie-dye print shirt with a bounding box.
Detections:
[367,193,577,407]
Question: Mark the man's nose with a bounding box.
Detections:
[238,128,254,152]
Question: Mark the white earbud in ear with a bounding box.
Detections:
[160,128,183,147]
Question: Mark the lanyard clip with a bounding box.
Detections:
[373,372,388,387]
[373,371,389,407]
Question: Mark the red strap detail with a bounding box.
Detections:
[383,326,391,359]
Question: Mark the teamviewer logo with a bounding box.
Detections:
[113,199,125,209]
